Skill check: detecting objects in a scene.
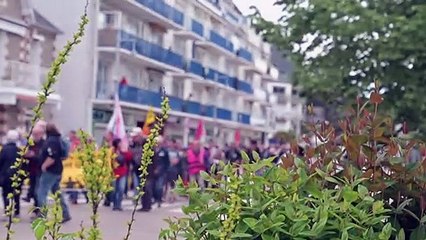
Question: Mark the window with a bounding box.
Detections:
[172,80,184,98]
[273,86,285,94]
[123,16,138,35]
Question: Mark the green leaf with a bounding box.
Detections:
[231,232,253,238]
[357,185,369,198]
[243,218,258,230]
[379,223,392,240]
[341,229,349,240]
[342,187,358,203]
[31,218,46,240]
[389,157,404,165]
[396,228,405,240]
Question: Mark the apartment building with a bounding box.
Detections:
[33,0,282,146]
[0,0,60,140]
[267,81,304,138]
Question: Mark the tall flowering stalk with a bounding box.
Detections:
[220,170,242,240]
[77,130,114,240]
[4,2,89,239]
[123,89,170,240]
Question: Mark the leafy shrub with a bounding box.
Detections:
[296,85,426,239]
[160,156,392,240]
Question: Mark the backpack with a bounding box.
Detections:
[60,138,70,160]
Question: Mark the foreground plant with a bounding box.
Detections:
[123,90,170,240]
[160,157,392,239]
[76,130,114,239]
[287,84,426,238]
[4,2,89,240]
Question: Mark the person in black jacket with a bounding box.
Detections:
[36,123,71,223]
[0,130,21,216]
[152,137,169,208]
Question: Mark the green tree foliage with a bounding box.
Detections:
[253,0,426,137]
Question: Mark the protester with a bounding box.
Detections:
[187,141,206,189]
[36,123,71,223]
[109,138,132,211]
[23,125,46,211]
[225,142,241,164]
[0,130,21,217]
[152,137,169,208]
[165,139,180,203]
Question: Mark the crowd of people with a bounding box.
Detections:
[0,121,71,222]
[0,122,294,222]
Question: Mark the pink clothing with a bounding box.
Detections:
[187,148,205,176]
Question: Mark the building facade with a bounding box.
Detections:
[267,81,304,138]
[32,0,285,146]
[0,0,60,141]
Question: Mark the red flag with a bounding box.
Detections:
[235,129,241,144]
[195,119,204,141]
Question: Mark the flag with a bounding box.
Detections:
[234,129,241,145]
[107,93,128,149]
[195,119,204,141]
[142,108,156,136]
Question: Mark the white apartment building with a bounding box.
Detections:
[30,0,282,146]
[0,0,61,141]
[267,81,304,138]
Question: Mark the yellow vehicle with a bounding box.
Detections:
[61,151,85,188]
[61,147,115,189]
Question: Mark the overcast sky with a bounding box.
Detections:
[233,0,281,21]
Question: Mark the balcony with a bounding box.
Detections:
[100,30,185,70]
[236,79,253,94]
[201,105,214,118]
[135,0,184,26]
[238,113,251,125]
[237,48,253,62]
[217,108,232,121]
[118,85,163,108]
[191,19,204,37]
[205,68,235,88]
[209,30,234,52]
[118,85,248,123]
[188,60,205,77]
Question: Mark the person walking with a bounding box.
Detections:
[0,130,21,217]
[152,137,169,208]
[111,138,132,211]
[23,125,45,210]
[36,123,71,223]
[187,141,206,189]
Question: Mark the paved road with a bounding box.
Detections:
[2,199,185,240]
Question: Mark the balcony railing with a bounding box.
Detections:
[236,79,253,94]
[209,30,234,52]
[238,113,251,125]
[117,85,252,123]
[237,48,253,62]
[119,31,184,69]
[188,60,205,77]
[191,19,204,37]
[135,0,184,26]
[205,68,234,87]
[217,108,232,120]
[118,85,163,108]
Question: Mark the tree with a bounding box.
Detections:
[253,0,426,137]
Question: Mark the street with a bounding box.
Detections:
[3,199,185,240]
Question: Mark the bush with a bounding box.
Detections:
[160,157,392,240]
